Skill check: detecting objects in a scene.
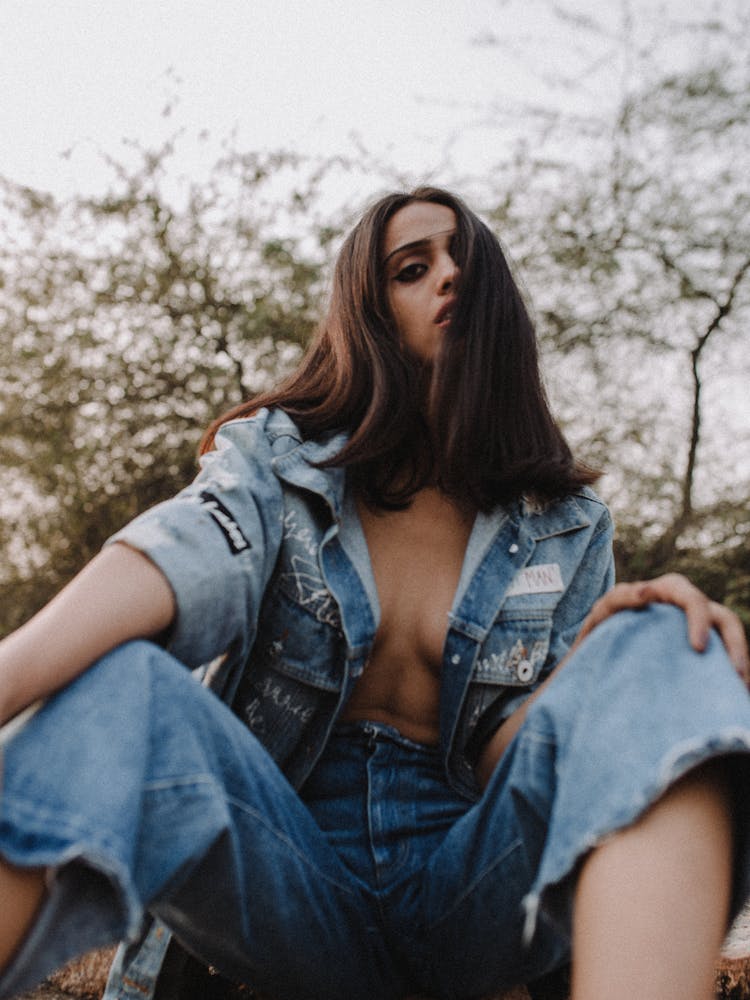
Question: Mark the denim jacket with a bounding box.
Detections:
[104,406,614,999]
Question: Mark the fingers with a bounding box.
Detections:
[707,600,750,683]
[574,581,653,647]
[575,573,750,686]
[636,573,713,652]
[634,576,750,681]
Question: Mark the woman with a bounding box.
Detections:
[0,187,749,1000]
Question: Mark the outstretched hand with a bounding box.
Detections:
[572,573,750,685]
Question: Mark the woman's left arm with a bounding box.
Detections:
[476,574,749,789]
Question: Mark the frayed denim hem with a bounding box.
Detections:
[522,730,750,949]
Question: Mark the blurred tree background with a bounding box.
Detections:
[0,7,748,637]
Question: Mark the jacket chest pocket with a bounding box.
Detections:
[459,609,555,761]
[231,580,346,757]
[474,609,553,688]
[251,584,344,690]
[275,551,342,631]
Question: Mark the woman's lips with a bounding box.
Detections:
[434,298,457,325]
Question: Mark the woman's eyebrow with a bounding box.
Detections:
[382,227,456,267]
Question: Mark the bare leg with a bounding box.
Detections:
[0,860,45,972]
[572,764,733,1000]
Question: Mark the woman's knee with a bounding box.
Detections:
[529,602,750,774]
[3,640,193,776]
[95,637,181,677]
[75,639,191,706]
[563,602,735,698]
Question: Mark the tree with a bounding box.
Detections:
[2,6,749,633]
[0,142,336,634]
[475,3,750,621]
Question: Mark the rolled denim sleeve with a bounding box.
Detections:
[106,413,284,671]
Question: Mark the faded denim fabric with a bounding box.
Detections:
[2,406,618,999]
[2,608,750,1000]
[107,407,612,999]
[106,407,616,799]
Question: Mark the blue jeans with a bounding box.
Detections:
[2,605,750,1000]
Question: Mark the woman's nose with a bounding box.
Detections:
[437,253,459,290]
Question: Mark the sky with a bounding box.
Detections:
[0,0,746,506]
[0,0,720,202]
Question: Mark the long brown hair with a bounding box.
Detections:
[200,186,599,510]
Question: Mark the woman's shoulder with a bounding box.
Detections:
[521,486,612,533]
[215,406,299,438]
[211,408,348,477]
[210,407,305,456]
[569,484,610,514]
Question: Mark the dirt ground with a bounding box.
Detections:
[12,912,750,1000]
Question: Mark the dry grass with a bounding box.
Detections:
[12,948,750,999]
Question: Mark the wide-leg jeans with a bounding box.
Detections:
[2,604,750,1000]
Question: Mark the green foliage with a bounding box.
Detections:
[0,144,333,634]
[1,14,748,635]
[480,18,750,617]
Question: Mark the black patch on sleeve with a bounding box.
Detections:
[199,491,252,554]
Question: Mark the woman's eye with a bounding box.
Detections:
[394,263,427,283]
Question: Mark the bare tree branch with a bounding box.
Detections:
[681,255,750,522]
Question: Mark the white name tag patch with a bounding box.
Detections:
[506,563,564,596]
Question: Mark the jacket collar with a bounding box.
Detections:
[267,412,348,520]
[265,409,595,536]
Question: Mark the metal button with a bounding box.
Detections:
[451,653,460,665]
[509,543,519,554]
[516,659,534,682]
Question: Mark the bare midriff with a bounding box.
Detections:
[339,488,474,746]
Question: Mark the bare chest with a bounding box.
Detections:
[357,490,474,670]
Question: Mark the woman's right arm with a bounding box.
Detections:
[0,542,175,726]
[0,412,286,727]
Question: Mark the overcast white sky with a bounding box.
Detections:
[0,1,746,504]
[0,0,722,200]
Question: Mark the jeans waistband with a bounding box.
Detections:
[331,720,440,755]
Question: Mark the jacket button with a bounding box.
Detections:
[516,659,534,682]
[451,653,460,664]
[509,543,519,554]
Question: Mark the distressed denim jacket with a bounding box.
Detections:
[103,406,614,999]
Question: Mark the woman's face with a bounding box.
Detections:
[382,201,459,362]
